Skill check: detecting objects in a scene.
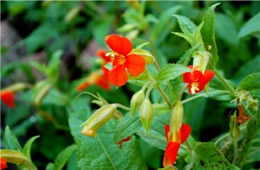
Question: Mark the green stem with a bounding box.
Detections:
[232,138,238,164]
[214,69,235,96]
[157,87,172,108]
[115,104,130,111]
[153,61,161,72]
[147,71,172,108]
[181,90,230,104]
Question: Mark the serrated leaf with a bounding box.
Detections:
[4,126,23,151]
[173,14,197,35]
[201,3,220,69]
[177,43,201,66]
[69,109,147,170]
[239,12,260,38]
[113,114,142,143]
[23,136,40,162]
[53,144,77,170]
[0,149,37,170]
[194,142,239,169]
[238,73,260,90]
[137,115,168,150]
[156,64,191,84]
[172,32,194,45]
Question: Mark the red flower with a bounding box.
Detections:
[0,90,15,108]
[105,34,146,87]
[183,65,214,94]
[0,158,8,169]
[76,68,110,91]
[117,136,131,149]
[76,50,111,91]
[97,50,112,67]
[163,124,191,167]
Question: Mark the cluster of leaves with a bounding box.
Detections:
[1,1,260,170]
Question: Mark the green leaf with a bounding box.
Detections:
[201,3,220,69]
[128,70,150,87]
[238,73,260,90]
[156,64,191,84]
[151,6,181,45]
[23,136,40,162]
[30,61,48,76]
[173,14,197,35]
[47,50,63,81]
[177,43,201,66]
[0,149,37,170]
[215,13,238,45]
[53,144,77,170]
[172,32,194,45]
[69,110,147,170]
[113,114,142,143]
[239,12,260,38]
[137,115,168,150]
[4,126,23,151]
[193,142,239,169]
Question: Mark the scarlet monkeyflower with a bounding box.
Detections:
[0,158,8,170]
[163,124,191,167]
[183,65,214,94]
[105,34,146,87]
[76,50,111,91]
[0,90,15,108]
[117,136,131,149]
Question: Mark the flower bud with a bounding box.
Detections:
[130,90,145,115]
[169,101,184,142]
[193,51,210,73]
[81,104,117,137]
[34,83,51,107]
[2,83,29,93]
[229,111,240,139]
[139,98,153,131]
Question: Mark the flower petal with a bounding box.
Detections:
[183,72,192,83]
[192,70,204,82]
[97,50,111,64]
[105,34,132,55]
[163,142,180,167]
[76,82,90,91]
[109,65,128,87]
[96,69,110,90]
[0,90,15,108]
[180,124,192,143]
[125,54,145,77]
[203,70,215,84]
[165,124,170,141]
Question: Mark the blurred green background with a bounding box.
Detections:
[1,1,259,169]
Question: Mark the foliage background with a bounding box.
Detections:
[1,1,259,169]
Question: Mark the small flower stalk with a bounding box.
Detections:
[139,98,153,131]
[81,104,117,137]
[130,89,145,115]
